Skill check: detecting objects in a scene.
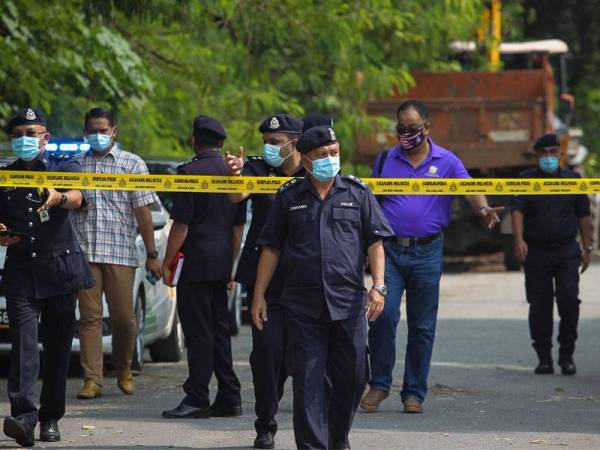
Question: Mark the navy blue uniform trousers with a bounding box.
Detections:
[524,241,581,362]
[177,281,241,408]
[6,294,76,425]
[248,288,288,434]
[287,308,368,450]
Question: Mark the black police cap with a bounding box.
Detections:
[258,114,303,134]
[297,126,337,154]
[302,113,333,132]
[534,133,560,150]
[193,115,226,140]
[7,108,47,133]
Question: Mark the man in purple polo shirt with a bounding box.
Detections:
[361,100,502,414]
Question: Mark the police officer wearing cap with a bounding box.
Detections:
[301,113,334,132]
[225,114,304,449]
[161,115,245,419]
[254,126,394,449]
[511,133,593,376]
[0,108,95,447]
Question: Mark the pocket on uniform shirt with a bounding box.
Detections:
[332,207,360,238]
[50,243,83,282]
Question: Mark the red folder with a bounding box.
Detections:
[167,251,184,286]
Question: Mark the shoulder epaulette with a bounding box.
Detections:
[344,174,367,189]
[278,177,300,193]
[247,155,264,162]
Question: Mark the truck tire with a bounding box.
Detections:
[149,313,183,363]
[503,236,522,271]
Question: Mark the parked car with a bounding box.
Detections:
[0,148,183,371]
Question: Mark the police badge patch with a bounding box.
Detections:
[26,109,36,120]
[270,117,280,129]
[329,127,336,141]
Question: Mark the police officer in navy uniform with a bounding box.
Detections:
[0,108,95,447]
[253,126,394,449]
[226,114,305,449]
[161,115,245,419]
[511,133,593,375]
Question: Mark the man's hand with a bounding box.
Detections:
[227,274,236,290]
[479,206,504,229]
[161,263,173,287]
[224,146,244,176]
[366,289,385,322]
[41,188,63,210]
[251,295,268,331]
[581,251,592,274]
[514,239,528,264]
[146,256,163,279]
[0,223,20,247]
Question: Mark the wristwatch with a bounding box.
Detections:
[147,250,159,259]
[59,193,68,207]
[371,284,388,296]
[585,245,593,254]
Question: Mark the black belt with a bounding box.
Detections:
[526,237,576,250]
[391,232,442,247]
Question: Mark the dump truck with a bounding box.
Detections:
[355,39,586,270]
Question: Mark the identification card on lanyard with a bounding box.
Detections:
[36,188,50,222]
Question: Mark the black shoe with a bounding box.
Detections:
[330,440,351,450]
[560,361,577,375]
[254,432,275,449]
[534,362,554,374]
[161,400,210,418]
[39,419,60,442]
[210,403,243,417]
[3,416,35,447]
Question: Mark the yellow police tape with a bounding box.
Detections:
[0,171,599,195]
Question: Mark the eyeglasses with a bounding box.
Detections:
[396,123,428,135]
[10,131,46,139]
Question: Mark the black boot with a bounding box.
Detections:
[559,358,576,375]
[3,416,35,447]
[39,419,61,442]
[254,431,275,449]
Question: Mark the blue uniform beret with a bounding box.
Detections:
[7,108,47,133]
[297,126,337,154]
[193,115,227,139]
[534,133,560,150]
[258,114,303,134]
[302,113,333,132]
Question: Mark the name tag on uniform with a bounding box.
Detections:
[38,208,50,223]
[337,201,359,209]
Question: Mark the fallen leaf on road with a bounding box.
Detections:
[82,425,96,431]
[530,439,568,446]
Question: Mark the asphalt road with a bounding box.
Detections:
[1,261,600,449]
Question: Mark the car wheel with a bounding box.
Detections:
[131,289,145,373]
[228,283,242,336]
[149,312,183,362]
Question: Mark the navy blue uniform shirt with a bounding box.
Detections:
[171,151,246,284]
[0,153,95,299]
[257,174,394,320]
[511,168,591,243]
[234,156,306,294]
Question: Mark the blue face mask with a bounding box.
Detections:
[539,156,560,173]
[308,155,341,182]
[263,142,292,167]
[86,133,113,152]
[12,136,41,161]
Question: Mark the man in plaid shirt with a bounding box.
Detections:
[71,108,162,399]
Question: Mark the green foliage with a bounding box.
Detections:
[1,0,482,161]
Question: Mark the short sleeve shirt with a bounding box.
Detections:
[373,139,471,237]
[511,168,591,242]
[71,145,157,267]
[258,174,394,320]
[234,156,306,293]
